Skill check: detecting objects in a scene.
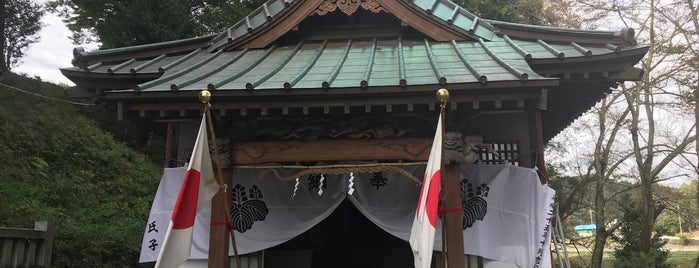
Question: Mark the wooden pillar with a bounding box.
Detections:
[535,89,548,184]
[443,164,466,268]
[535,111,547,184]
[209,169,231,268]
[164,122,172,167]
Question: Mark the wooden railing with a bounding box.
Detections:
[0,221,54,268]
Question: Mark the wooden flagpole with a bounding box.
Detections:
[199,90,242,268]
[437,89,467,268]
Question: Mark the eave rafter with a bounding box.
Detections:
[107,85,547,124]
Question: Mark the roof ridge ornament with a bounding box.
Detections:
[315,0,387,16]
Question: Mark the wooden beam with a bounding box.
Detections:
[535,111,547,184]
[164,122,173,168]
[117,102,124,121]
[443,164,466,268]
[209,169,232,268]
[232,138,432,164]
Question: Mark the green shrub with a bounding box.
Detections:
[569,257,590,268]
[678,235,690,246]
[611,195,673,268]
[0,73,161,267]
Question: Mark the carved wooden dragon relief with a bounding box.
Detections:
[314,0,388,16]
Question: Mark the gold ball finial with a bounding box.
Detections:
[199,90,212,104]
[436,88,449,103]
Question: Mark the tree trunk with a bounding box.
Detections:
[639,179,654,255]
[0,0,6,73]
[590,176,607,268]
[695,87,699,268]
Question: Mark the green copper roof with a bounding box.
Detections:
[65,38,578,92]
[59,0,648,142]
[61,34,645,92]
[408,0,495,39]
[207,0,498,50]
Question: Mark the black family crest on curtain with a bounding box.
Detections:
[460,178,490,229]
[231,184,269,233]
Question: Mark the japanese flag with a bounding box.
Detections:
[155,114,219,268]
[409,112,443,268]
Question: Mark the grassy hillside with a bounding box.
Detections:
[0,73,161,267]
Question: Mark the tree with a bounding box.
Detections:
[545,162,593,226]
[542,0,583,28]
[47,0,265,49]
[49,0,574,49]
[452,0,544,24]
[677,181,699,235]
[613,0,697,257]
[549,90,638,267]
[655,182,698,236]
[612,194,671,268]
[1,0,6,74]
[2,0,44,70]
[551,1,699,266]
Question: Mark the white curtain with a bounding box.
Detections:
[140,164,554,268]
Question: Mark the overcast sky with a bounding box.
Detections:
[13,3,98,86]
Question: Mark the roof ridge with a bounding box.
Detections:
[405,0,495,38]
[486,19,637,47]
[71,34,216,67]
[73,34,216,59]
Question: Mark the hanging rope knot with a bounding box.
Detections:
[221,183,229,192]
[438,206,462,214]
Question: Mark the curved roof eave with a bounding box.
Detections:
[71,34,217,68]
[103,79,559,100]
[487,19,637,47]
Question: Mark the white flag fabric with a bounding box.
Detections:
[138,168,214,263]
[409,112,443,268]
[155,114,219,268]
